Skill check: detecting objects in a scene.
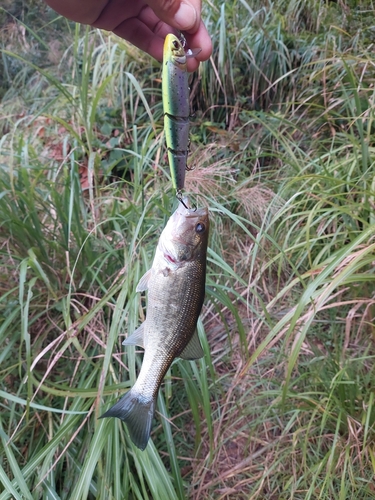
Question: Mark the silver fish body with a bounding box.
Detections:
[100,201,209,450]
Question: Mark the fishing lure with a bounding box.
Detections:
[162,34,200,204]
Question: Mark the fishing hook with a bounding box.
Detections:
[178,31,187,49]
[176,190,189,209]
[176,190,196,211]
[178,31,202,57]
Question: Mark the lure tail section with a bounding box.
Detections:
[100,390,156,451]
[164,112,190,191]
[167,149,188,191]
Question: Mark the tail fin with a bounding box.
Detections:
[100,390,156,451]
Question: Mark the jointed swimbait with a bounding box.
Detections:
[162,34,191,200]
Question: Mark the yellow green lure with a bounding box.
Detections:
[162,34,191,199]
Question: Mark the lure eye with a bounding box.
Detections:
[172,40,180,50]
[195,223,205,233]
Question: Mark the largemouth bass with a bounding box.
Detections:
[162,34,190,196]
[100,200,209,450]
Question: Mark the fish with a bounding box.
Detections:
[162,33,191,196]
[100,199,209,450]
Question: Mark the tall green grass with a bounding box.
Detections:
[1,0,375,498]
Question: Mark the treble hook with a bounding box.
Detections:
[178,31,187,48]
[176,190,189,209]
[176,190,197,211]
[178,31,202,57]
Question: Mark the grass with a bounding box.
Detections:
[1,0,375,498]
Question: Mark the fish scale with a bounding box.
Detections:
[132,262,205,399]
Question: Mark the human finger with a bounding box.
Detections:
[145,0,201,33]
[183,20,212,71]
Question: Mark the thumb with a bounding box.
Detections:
[146,0,201,32]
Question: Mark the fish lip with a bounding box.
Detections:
[184,209,208,218]
[164,200,209,253]
[174,199,208,218]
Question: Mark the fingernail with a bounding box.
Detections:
[174,2,197,30]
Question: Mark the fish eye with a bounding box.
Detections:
[172,40,180,49]
[195,222,205,233]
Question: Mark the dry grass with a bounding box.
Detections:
[2,2,375,499]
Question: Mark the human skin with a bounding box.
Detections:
[44,0,212,71]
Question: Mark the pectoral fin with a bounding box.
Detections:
[179,330,204,360]
[122,324,145,348]
[136,270,151,292]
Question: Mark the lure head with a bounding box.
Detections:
[164,34,187,69]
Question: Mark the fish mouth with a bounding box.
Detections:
[160,199,209,263]
[184,206,208,217]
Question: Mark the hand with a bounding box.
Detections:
[45,0,212,71]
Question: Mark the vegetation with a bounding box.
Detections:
[1,0,375,498]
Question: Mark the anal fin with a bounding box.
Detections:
[179,330,204,360]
